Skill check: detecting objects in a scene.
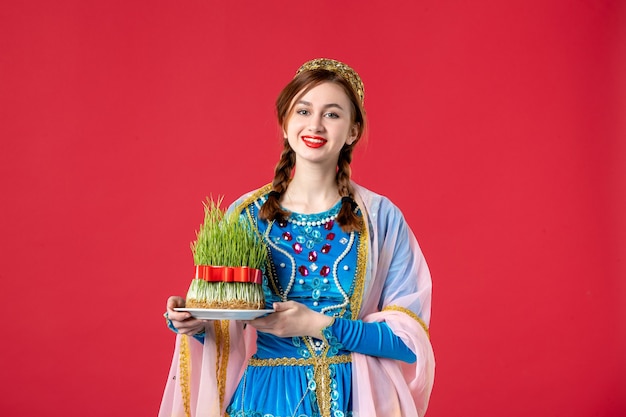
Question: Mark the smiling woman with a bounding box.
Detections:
[160,58,435,417]
[262,60,367,231]
[285,83,358,169]
[2,1,623,416]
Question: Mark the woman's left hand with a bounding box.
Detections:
[245,301,333,338]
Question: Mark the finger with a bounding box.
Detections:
[247,315,270,327]
[166,299,191,321]
[173,318,202,331]
[169,312,192,322]
[273,300,301,311]
[246,314,278,331]
[167,296,185,310]
[272,301,289,311]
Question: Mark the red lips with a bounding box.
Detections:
[301,135,327,148]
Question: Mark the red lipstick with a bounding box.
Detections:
[301,135,327,148]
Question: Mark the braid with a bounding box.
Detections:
[259,140,295,221]
[335,145,362,233]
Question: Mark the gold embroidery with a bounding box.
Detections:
[213,321,222,406]
[316,359,331,417]
[350,219,368,319]
[219,320,230,411]
[248,354,352,367]
[301,340,333,417]
[179,335,191,417]
[234,184,272,216]
[249,354,351,417]
[383,305,430,339]
[213,320,231,413]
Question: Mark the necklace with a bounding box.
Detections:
[287,213,337,227]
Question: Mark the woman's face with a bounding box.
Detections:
[284,82,359,168]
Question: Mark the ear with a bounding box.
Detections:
[346,123,359,145]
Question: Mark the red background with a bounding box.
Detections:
[1,1,624,416]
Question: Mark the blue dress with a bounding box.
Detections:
[159,184,433,417]
[226,199,359,417]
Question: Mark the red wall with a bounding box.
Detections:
[1,1,624,416]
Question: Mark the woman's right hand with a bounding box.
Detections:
[166,296,206,335]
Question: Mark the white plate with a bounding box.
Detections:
[174,308,274,320]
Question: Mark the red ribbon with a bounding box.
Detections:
[195,265,262,285]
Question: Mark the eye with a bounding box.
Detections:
[324,112,339,119]
[296,109,310,116]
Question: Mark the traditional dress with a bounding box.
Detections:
[159,183,435,417]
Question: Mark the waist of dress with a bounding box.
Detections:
[248,354,352,367]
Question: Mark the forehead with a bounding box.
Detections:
[295,81,352,106]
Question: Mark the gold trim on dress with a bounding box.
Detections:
[220,320,230,410]
[383,305,430,339]
[213,320,231,412]
[249,354,352,417]
[248,354,351,367]
[180,335,191,417]
[349,218,368,319]
[235,184,272,216]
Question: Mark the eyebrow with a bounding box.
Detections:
[296,100,345,111]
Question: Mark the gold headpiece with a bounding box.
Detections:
[296,58,365,104]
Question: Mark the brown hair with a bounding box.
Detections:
[259,69,366,233]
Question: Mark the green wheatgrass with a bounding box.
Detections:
[186,196,267,309]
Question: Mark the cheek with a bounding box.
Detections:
[285,118,304,138]
[285,128,300,147]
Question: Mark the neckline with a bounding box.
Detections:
[283,199,342,227]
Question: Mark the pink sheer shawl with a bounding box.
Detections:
[351,184,435,417]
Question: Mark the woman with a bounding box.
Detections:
[160,58,435,417]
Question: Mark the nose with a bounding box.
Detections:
[308,114,324,132]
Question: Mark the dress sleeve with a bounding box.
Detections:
[324,317,416,363]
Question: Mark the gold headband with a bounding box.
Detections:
[296,58,365,104]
